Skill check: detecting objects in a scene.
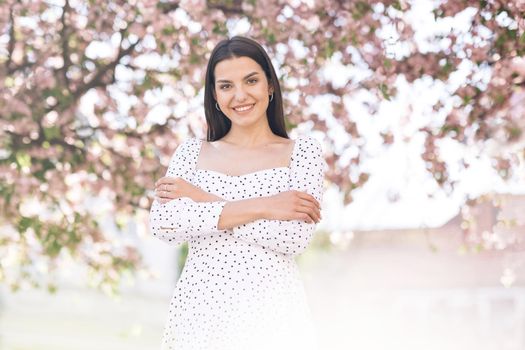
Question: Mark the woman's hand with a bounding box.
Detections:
[262,190,321,224]
[154,176,220,204]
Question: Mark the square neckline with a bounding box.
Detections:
[193,136,300,178]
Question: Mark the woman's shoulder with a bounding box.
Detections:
[170,137,202,160]
[176,137,201,150]
[293,134,322,151]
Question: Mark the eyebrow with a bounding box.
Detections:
[216,72,259,83]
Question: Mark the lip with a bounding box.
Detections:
[232,103,255,113]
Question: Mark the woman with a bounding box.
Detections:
[149,36,325,350]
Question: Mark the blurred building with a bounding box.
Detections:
[306,193,525,350]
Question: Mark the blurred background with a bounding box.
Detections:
[1,0,524,349]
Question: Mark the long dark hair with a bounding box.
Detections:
[203,36,288,141]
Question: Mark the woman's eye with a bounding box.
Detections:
[218,79,256,89]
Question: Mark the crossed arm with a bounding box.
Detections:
[148,137,325,256]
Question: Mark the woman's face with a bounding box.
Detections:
[213,56,273,127]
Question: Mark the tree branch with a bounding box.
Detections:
[5,5,34,75]
[206,0,244,14]
[59,0,72,92]
[6,6,15,72]
[72,37,140,100]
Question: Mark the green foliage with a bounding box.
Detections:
[0,182,15,210]
[506,125,522,141]
[43,87,74,109]
[17,214,83,258]
[323,38,335,59]
[15,151,31,169]
[391,0,403,11]
[177,243,189,277]
[261,27,276,44]
[212,21,228,35]
[352,1,372,20]
[43,126,61,141]
[378,83,391,101]
[161,25,177,36]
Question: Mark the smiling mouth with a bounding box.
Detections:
[232,103,255,112]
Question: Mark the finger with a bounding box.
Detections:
[156,184,176,194]
[301,213,314,224]
[156,177,176,186]
[160,189,180,200]
[310,207,321,223]
[296,191,320,209]
[167,176,180,184]
[297,192,321,210]
[155,188,164,196]
[155,189,170,198]
[297,203,320,223]
[295,212,313,224]
[156,178,167,187]
[312,196,321,209]
[155,177,165,186]
[304,201,321,222]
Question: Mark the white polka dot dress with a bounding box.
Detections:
[149,135,325,350]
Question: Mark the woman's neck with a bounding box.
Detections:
[221,123,279,148]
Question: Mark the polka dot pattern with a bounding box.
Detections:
[149,138,228,245]
[230,136,325,256]
[149,135,325,350]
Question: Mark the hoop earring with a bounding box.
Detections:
[215,102,221,111]
[269,93,274,102]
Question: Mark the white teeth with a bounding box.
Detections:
[234,104,254,112]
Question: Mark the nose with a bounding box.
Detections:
[233,86,248,102]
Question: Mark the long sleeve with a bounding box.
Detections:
[148,138,227,247]
[230,136,325,256]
